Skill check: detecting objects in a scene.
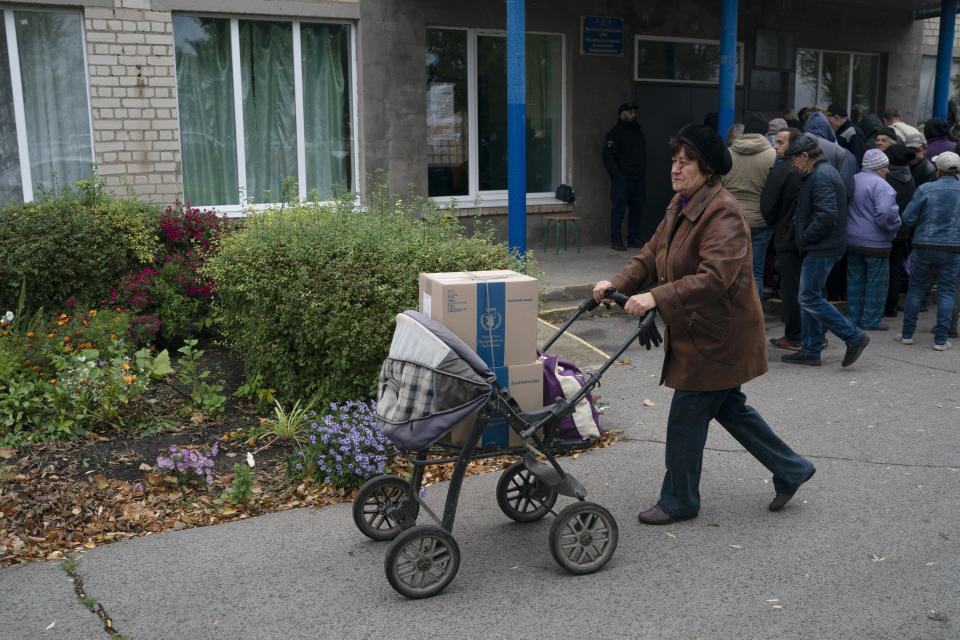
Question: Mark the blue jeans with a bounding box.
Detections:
[750,226,775,299]
[799,255,863,356]
[846,252,889,329]
[901,248,960,344]
[657,387,815,518]
[610,177,645,245]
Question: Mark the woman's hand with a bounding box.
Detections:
[593,280,615,303]
[625,291,657,317]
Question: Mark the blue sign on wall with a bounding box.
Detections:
[580,16,623,56]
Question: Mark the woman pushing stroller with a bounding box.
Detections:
[594,123,816,525]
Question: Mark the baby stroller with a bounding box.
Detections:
[351,290,660,598]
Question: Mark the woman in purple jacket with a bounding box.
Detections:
[847,149,902,330]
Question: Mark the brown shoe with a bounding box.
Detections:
[769,467,816,511]
[637,504,697,525]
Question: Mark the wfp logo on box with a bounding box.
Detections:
[480,309,503,332]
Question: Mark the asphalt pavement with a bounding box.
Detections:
[2,244,958,639]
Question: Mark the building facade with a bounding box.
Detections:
[0,0,955,245]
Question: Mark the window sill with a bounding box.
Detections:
[429,194,573,217]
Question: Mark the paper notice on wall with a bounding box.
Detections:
[427,83,456,141]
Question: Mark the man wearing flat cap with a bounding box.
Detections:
[781,133,870,368]
[603,102,647,250]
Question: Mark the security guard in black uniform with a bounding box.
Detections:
[603,102,647,250]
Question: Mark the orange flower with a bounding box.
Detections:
[222,434,229,440]
[1,330,6,336]
[259,418,267,424]
[123,375,134,383]
[59,314,67,319]
[38,372,44,377]
[89,310,97,317]
[81,320,89,327]
[47,333,55,339]
[32,365,39,372]
[122,363,130,370]
[24,359,30,365]
[49,378,56,384]
[26,332,34,338]
[249,439,256,446]
[57,320,66,326]
[230,431,236,437]
[63,336,71,343]
[115,308,122,313]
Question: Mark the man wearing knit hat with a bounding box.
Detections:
[846,148,901,331]
[827,102,867,168]
[897,151,960,350]
[781,133,871,367]
[722,113,776,298]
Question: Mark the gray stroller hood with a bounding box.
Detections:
[376,311,497,451]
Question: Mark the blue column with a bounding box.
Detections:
[507,0,526,255]
[933,0,957,119]
[717,0,738,141]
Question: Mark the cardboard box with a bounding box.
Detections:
[419,270,538,367]
[444,361,543,448]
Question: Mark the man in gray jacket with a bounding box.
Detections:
[805,111,856,200]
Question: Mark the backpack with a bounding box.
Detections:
[539,351,601,441]
[555,184,575,204]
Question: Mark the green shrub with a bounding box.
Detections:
[0,177,161,313]
[206,183,534,405]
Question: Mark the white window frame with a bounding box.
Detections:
[2,6,95,204]
[633,35,744,85]
[794,48,880,116]
[427,26,567,209]
[173,14,359,217]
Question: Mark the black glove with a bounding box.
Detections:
[637,310,662,350]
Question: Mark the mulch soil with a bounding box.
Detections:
[0,347,617,567]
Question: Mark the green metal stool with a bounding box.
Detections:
[543,214,581,254]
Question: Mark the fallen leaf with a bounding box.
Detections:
[643,399,654,407]
[771,605,783,610]
[635,421,643,425]
[729,544,743,549]
[138,463,153,471]
[0,447,15,459]
[45,622,55,630]
[664,532,676,538]
[83,541,95,549]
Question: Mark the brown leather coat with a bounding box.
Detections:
[610,182,768,391]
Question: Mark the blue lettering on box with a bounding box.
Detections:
[481,366,512,447]
[475,281,506,367]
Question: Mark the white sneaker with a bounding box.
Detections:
[895,334,914,345]
[933,341,952,351]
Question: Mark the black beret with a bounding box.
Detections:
[676,123,733,175]
[783,133,820,157]
[618,102,638,114]
[884,142,915,167]
[744,113,769,135]
[877,126,898,140]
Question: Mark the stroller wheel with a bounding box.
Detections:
[353,475,418,541]
[385,525,460,599]
[549,501,619,575]
[496,461,559,522]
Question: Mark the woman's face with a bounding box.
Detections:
[671,147,708,196]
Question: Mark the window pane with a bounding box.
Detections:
[0,12,22,206]
[850,54,878,123]
[636,39,725,82]
[820,52,850,112]
[426,28,468,197]
[174,16,239,206]
[15,10,91,193]
[794,49,818,111]
[477,35,507,191]
[917,56,960,121]
[301,22,351,199]
[477,33,563,192]
[239,20,295,202]
[526,34,562,192]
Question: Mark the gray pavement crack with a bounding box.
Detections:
[619,436,959,470]
[876,354,960,374]
[60,556,126,639]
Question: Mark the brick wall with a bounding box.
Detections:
[84,0,181,203]
[922,17,960,50]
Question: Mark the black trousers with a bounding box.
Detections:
[778,249,802,342]
[885,240,909,315]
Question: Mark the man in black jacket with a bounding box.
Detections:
[603,103,647,250]
[827,102,867,169]
[762,128,803,350]
[882,143,917,318]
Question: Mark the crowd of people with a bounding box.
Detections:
[726,105,960,358]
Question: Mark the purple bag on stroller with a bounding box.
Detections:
[539,351,601,441]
